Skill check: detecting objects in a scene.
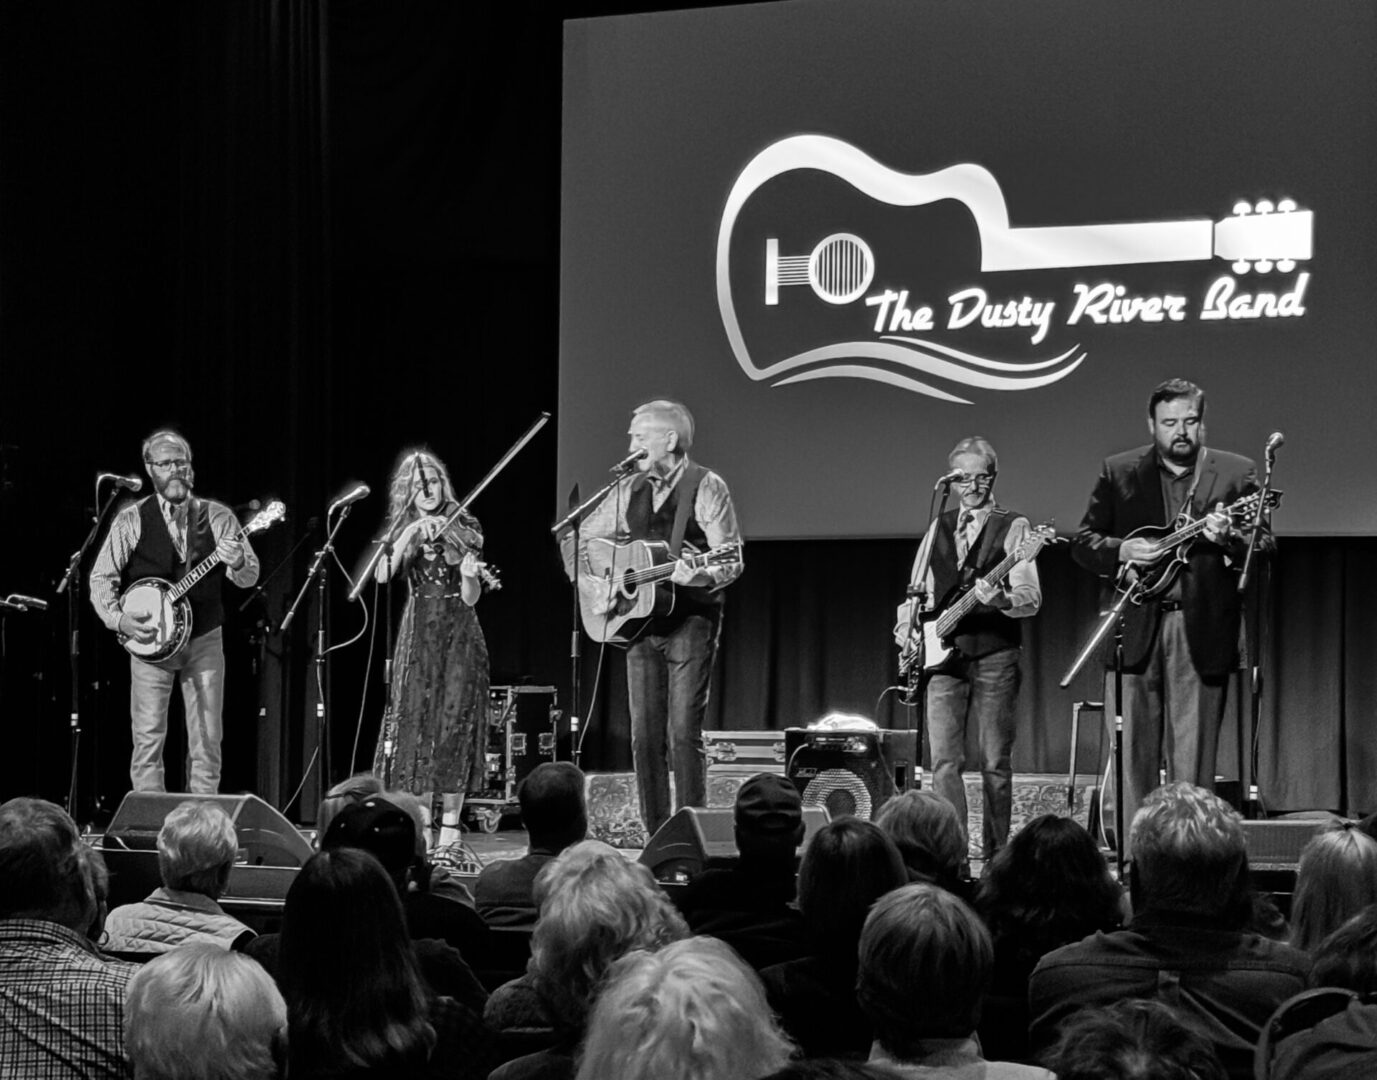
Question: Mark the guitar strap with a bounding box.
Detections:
[1173,447,1207,521]
[666,463,707,558]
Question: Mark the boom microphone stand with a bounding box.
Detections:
[55,481,126,819]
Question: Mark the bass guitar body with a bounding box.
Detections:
[578,537,676,644]
[118,578,192,663]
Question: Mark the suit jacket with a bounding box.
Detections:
[1073,445,1269,677]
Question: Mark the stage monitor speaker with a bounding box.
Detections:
[1240,814,1344,919]
[784,727,919,821]
[639,805,829,885]
[99,792,312,913]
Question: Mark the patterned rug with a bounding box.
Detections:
[585,770,1099,858]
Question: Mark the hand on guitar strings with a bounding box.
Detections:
[1202,502,1235,545]
[119,608,158,644]
[670,557,697,586]
[216,534,247,571]
[1118,536,1167,565]
[972,578,1011,610]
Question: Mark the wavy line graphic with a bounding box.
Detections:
[715,134,1087,401]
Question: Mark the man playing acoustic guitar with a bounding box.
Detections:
[90,429,259,794]
[561,400,742,836]
[1073,379,1272,848]
[893,435,1043,865]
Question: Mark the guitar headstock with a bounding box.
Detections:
[1016,522,1061,560]
[694,541,743,567]
[1213,199,1312,274]
[244,500,287,535]
[1228,489,1283,520]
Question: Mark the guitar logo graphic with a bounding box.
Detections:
[716,134,1313,401]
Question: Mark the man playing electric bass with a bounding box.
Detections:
[893,435,1042,864]
[560,400,742,836]
[1073,379,1273,848]
[90,429,260,794]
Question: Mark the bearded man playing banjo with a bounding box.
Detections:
[90,429,260,794]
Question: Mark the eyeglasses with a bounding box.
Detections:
[147,458,191,472]
[953,473,994,487]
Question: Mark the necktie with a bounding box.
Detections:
[168,505,187,561]
[956,510,974,562]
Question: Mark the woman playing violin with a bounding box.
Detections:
[373,449,493,834]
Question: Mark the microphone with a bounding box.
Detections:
[6,594,49,612]
[609,448,649,474]
[1265,431,1285,455]
[99,472,143,492]
[933,469,963,490]
[328,483,371,513]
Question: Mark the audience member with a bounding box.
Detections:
[385,787,478,908]
[1046,999,1227,1080]
[761,817,907,1058]
[486,839,688,1079]
[575,936,793,1080]
[0,796,138,1076]
[476,762,587,927]
[77,840,112,947]
[315,772,385,842]
[857,882,1053,1078]
[1028,782,1310,1079]
[124,943,286,1080]
[104,800,256,955]
[277,847,496,1080]
[245,797,487,1010]
[874,789,971,899]
[1310,902,1377,992]
[1289,822,1377,952]
[975,813,1125,1061]
[674,772,808,969]
[324,795,491,968]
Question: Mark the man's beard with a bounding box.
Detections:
[1163,439,1198,465]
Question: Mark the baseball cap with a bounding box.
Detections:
[734,773,803,837]
[320,796,416,876]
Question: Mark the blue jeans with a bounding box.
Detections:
[129,626,225,794]
[926,646,1021,859]
[625,612,720,835]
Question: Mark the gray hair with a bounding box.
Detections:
[157,801,239,898]
[1129,782,1247,919]
[632,400,695,452]
[125,944,286,1080]
[0,797,92,925]
[948,435,998,473]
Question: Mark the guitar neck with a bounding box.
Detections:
[169,552,224,603]
[936,546,1020,634]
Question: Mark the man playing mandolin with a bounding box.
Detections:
[1073,379,1272,846]
[90,429,260,794]
[893,435,1042,866]
[562,400,742,836]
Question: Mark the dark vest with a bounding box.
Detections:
[624,463,721,619]
[121,497,225,638]
[930,506,1021,660]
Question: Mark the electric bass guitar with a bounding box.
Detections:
[1116,489,1282,603]
[899,522,1058,674]
[118,501,286,662]
[578,538,742,644]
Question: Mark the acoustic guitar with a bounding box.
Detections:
[578,538,742,644]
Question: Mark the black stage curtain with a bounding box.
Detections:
[1,3,1372,821]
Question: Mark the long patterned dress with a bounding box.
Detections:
[374,523,490,795]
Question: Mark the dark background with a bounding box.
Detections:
[1,1,1373,824]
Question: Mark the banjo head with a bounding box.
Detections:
[119,578,192,662]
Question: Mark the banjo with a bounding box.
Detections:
[118,500,285,662]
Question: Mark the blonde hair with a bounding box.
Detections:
[576,936,793,1080]
[125,944,286,1080]
[158,802,239,898]
[529,840,688,1029]
[1291,824,1377,952]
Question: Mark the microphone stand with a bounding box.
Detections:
[1061,571,1145,879]
[551,462,640,767]
[896,478,955,713]
[280,502,354,805]
[1236,438,1280,817]
[55,484,125,820]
